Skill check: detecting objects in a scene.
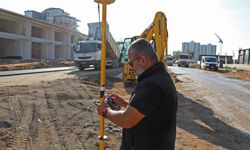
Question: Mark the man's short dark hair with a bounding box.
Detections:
[128,38,159,62]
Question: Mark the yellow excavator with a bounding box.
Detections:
[120,11,168,82]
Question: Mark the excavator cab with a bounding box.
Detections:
[120,38,132,64]
[120,38,137,82]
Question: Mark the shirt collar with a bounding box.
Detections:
[137,62,166,82]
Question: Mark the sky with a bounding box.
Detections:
[1,0,250,58]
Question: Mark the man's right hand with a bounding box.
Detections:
[110,93,128,108]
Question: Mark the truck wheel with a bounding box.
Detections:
[79,66,85,71]
[112,63,116,69]
[115,62,118,68]
[116,61,119,68]
[95,65,100,70]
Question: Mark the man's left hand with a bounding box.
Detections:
[96,102,109,117]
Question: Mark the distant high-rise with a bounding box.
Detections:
[25,8,79,31]
[182,41,216,61]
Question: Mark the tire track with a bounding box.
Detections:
[8,86,34,150]
[9,88,21,123]
[58,79,88,150]
[67,79,103,149]
[0,140,7,150]
[44,80,86,150]
[44,89,67,150]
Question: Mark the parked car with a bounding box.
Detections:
[200,56,219,71]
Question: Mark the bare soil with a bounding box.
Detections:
[222,70,250,81]
[0,70,249,149]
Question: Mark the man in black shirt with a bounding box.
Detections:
[97,38,177,150]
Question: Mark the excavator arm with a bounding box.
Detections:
[140,11,168,63]
[120,11,168,82]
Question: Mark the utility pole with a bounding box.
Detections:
[225,52,227,64]
[233,50,235,64]
[214,33,223,67]
[93,0,115,150]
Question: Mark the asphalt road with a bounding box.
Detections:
[169,66,250,107]
[168,66,250,133]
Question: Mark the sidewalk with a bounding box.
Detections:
[223,64,250,71]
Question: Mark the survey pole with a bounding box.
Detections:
[93,0,115,149]
[99,1,107,150]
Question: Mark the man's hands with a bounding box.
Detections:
[96,93,128,119]
[96,102,109,118]
[96,93,145,128]
[110,93,128,108]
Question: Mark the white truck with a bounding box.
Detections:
[73,22,120,70]
[200,56,219,71]
[74,40,118,70]
[175,54,192,67]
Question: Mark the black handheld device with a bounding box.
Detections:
[104,95,121,110]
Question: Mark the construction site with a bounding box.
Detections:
[1,0,250,150]
[0,64,250,150]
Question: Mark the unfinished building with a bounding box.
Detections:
[0,8,85,60]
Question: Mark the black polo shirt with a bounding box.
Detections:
[120,62,177,150]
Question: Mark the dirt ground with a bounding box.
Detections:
[0,69,249,149]
[222,70,250,81]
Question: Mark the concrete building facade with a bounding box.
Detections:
[0,8,84,60]
[238,48,250,64]
[182,41,217,61]
[25,8,79,31]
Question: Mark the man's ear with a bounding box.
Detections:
[140,55,148,66]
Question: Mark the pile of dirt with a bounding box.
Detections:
[221,70,250,81]
[218,69,250,81]
[0,60,74,71]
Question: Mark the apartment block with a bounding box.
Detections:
[25,8,79,31]
[182,41,217,61]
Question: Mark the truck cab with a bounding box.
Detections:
[74,40,115,70]
[200,56,218,71]
[74,40,102,70]
[175,54,191,67]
